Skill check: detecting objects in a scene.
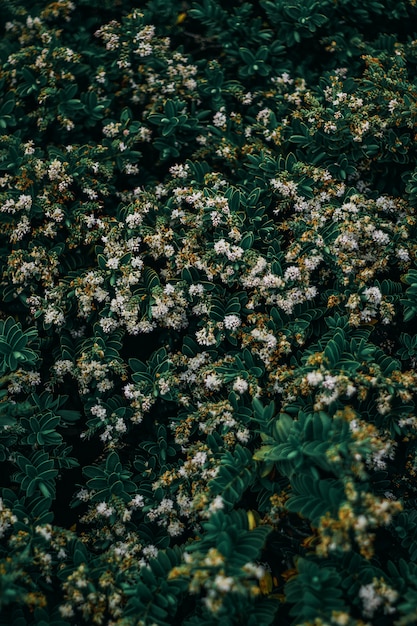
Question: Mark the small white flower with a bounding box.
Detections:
[192,451,207,466]
[189,283,205,296]
[236,428,250,443]
[372,229,390,245]
[90,405,107,420]
[167,520,184,537]
[142,544,158,558]
[306,371,323,386]
[396,247,410,261]
[208,496,224,514]
[284,266,301,281]
[129,494,145,509]
[233,377,248,394]
[363,286,382,304]
[35,525,52,541]
[213,111,227,127]
[322,375,337,390]
[214,575,234,592]
[388,99,398,113]
[106,257,120,269]
[223,314,241,330]
[205,373,222,390]
[96,502,114,518]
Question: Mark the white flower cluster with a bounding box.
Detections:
[359,579,398,618]
[0,498,17,538]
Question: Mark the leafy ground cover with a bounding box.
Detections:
[2,1,417,624]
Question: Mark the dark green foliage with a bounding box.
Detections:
[285,557,347,622]
[1,1,417,624]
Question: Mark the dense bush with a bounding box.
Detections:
[2,1,417,624]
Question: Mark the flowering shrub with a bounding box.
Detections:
[2,0,417,624]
